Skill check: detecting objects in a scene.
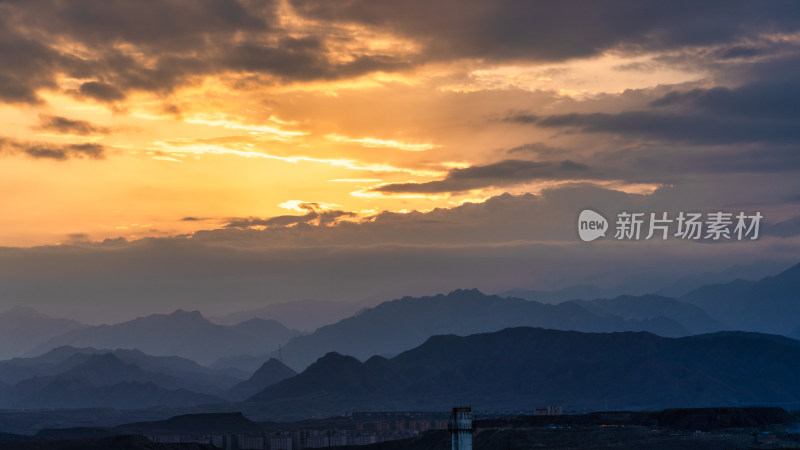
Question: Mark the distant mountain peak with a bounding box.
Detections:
[168,309,205,318]
[682,260,800,334]
[27,307,301,366]
[225,357,297,401]
[3,306,46,317]
[72,352,129,369]
[0,306,84,324]
[261,357,291,368]
[306,352,364,373]
[250,358,297,380]
[776,261,800,278]
[270,286,716,370]
[317,351,356,363]
[55,352,148,387]
[446,288,486,297]
[131,309,211,326]
[0,309,87,361]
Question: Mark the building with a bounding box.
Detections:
[239,433,267,449]
[144,418,429,449]
[270,432,293,450]
[533,405,563,416]
[448,407,473,450]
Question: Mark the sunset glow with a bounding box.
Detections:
[0,0,740,247]
[1,0,799,322]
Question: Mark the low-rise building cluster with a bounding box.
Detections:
[146,429,421,449]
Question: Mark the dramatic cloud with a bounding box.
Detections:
[0,27,66,104]
[1,0,800,325]
[36,115,111,135]
[76,81,126,103]
[8,0,271,49]
[506,142,567,156]
[650,81,800,120]
[508,110,800,145]
[372,159,598,194]
[222,38,413,82]
[1,0,796,106]
[0,0,419,105]
[1,188,797,323]
[291,0,800,62]
[505,54,800,146]
[487,53,800,191]
[225,208,356,229]
[0,137,105,160]
[193,185,790,249]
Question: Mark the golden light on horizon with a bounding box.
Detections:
[3,0,788,248]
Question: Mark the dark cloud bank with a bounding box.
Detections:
[2,188,799,323]
[36,115,111,135]
[1,0,799,105]
[0,136,105,160]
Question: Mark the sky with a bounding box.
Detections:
[1,0,800,323]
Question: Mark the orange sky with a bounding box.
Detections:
[2,0,800,321]
[0,0,715,246]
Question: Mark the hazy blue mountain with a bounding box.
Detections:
[250,327,800,415]
[105,348,243,391]
[569,295,726,334]
[502,261,793,303]
[211,299,369,331]
[226,358,297,401]
[654,260,793,298]
[0,307,86,360]
[1,353,222,409]
[211,353,270,374]
[499,284,623,304]
[36,353,183,388]
[681,262,800,335]
[11,380,220,410]
[262,289,696,371]
[28,310,301,365]
[0,351,93,385]
[0,346,243,392]
[7,352,226,395]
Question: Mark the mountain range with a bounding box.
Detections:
[248,327,800,417]
[0,307,86,360]
[226,358,297,401]
[259,288,722,371]
[567,295,724,334]
[0,262,798,415]
[0,346,297,409]
[500,260,791,303]
[681,262,800,336]
[0,346,243,391]
[211,299,372,331]
[26,310,301,366]
[0,353,223,409]
[7,262,800,376]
